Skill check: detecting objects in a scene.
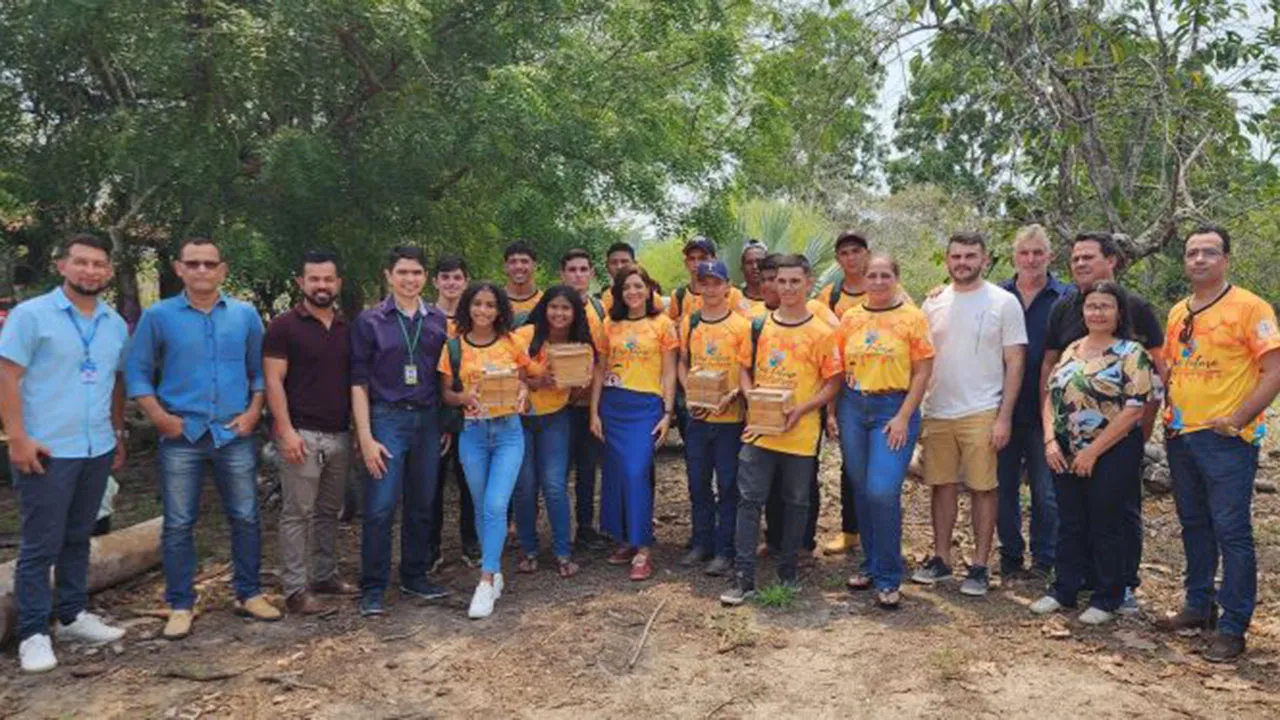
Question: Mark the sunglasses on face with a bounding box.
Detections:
[181,260,222,270]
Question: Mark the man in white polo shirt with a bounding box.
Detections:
[914,232,1027,597]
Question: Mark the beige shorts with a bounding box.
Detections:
[921,409,999,492]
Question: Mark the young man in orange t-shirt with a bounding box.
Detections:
[721,255,842,605]
[1157,225,1280,663]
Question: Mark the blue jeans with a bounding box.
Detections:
[13,453,112,640]
[361,404,440,594]
[1050,431,1142,612]
[158,434,261,609]
[1167,431,1260,636]
[514,410,573,558]
[837,389,920,591]
[684,419,742,559]
[458,414,525,573]
[996,423,1058,570]
[568,406,601,532]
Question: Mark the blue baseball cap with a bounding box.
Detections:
[696,260,731,282]
[683,236,717,256]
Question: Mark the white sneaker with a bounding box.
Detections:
[1079,607,1114,625]
[493,572,504,599]
[19,634,57,673]
[468,581,498,619]
[56,611,126,644]
[1030,596,1063,615]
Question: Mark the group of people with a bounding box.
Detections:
[2,222,1276,675]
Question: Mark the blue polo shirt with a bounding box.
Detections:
[999,273,1072,426]
[125,292,265,447]
[0,287,129,458]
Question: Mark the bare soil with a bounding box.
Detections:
[2,440,1280,719]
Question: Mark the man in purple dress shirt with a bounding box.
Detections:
[350,246,451,616]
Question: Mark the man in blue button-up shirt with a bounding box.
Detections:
[996,225,1072,582]
[0,234,129,672]
[125,236,280,639]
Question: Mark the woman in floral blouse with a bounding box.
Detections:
[1032,281,1161,625]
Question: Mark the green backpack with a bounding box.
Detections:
[439,336,465,434]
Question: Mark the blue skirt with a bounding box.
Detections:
[599,387,663,547]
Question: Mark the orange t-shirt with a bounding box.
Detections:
[834,303,935,393]
[436,333,530,418]
[749,313,841,457]
[680,311,753,423]
[1163,286,1280,445]
[599,314,679,397]
[668,285,752,321]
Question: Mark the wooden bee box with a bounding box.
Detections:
[548,343,593,388]
[479,368,522,410]
[686,368,730,410]
[745,388,795,435]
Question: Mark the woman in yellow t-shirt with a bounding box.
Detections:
[438,282,530,619]
[512,286,598,579]
[830,254,934,609]
[590,266,678,581]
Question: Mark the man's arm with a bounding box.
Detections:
[264,356,305,463]
[1217,350,1280,434]
[111,374,127,470]
[0,358,48,474]
[995,344,1025,450]
[226,309,266,436]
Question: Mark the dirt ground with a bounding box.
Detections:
[2,437,1280,719]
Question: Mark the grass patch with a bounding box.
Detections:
[708,611,759,653]
[754,583,799,608]
[928,648,969,682]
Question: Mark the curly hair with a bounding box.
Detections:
[455,282,514,336]
[608,266,663,321]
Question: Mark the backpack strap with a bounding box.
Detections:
[684,310,703,366]
[446,336,463,392]
[673,285,688,318]
[827,283,842,312]
[589,295,605,322]
[749,315,766,380]
[513,310,530,328]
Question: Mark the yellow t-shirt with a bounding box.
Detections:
[436,333,531,419]
[668,285,752,321]
[750,299,839,328]
[600,313,679,397]
[816,283,868,319]
[680,311,753,423]
[515,325,587,416]
[1163,286,1280,445]
[749,313,842,457]
[509,290,543,320]
[834,303,935,393]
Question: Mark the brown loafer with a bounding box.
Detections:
[310,577,359,596]
[285,591,327,615]
[235,594,283,622]
[1155,606,1217,632]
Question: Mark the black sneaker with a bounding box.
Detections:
[400,576,450,601]
[1203,633,1246,663]
[960,566,991,597]
[720,577,757,607]
[359,593,385,617]
[911,556,953,585]
[704,556,733,576]
[575,527,608,551]
[680,547,712,567]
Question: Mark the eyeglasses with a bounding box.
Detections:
[1178,309,1196,345]
[182,260,222,270]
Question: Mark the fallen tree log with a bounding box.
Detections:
[0,516,162,646]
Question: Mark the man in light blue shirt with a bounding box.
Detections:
[125,236,279,639]
[0,234,129,673]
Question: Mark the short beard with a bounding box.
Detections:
[306,292,335,308]
[67,282,105,297]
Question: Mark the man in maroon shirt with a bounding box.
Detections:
[263,251,357,614]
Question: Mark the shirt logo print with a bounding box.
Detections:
[704,340,719,357]
[768,348,785,368]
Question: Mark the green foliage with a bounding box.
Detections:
[754,582,798,608]
[0,0,885,312]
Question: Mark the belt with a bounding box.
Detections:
[374,401,431,412]
[846,386,907,396]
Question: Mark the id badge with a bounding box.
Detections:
[80,359,99,385]
[403,364,419,386]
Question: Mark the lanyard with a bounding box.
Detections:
[396,312,424,359]
[64,307,100,360]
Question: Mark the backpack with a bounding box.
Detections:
[827,283,842,312]
[588,295,605,322]
[439,336,465,434]
[513,310,531,328]
[748,315,766,380]
[673,285,688,318]
[683,309,703,366]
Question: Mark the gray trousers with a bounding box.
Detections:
[733,444,814,587]
[277,430,351,596]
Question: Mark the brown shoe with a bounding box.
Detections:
[163,609,194,640]
[235,594,283,622]
[285,591,327,615]
[1155,606,1217,632]
[310,577,359,596]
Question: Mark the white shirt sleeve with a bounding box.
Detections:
[999,290,1028,347]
